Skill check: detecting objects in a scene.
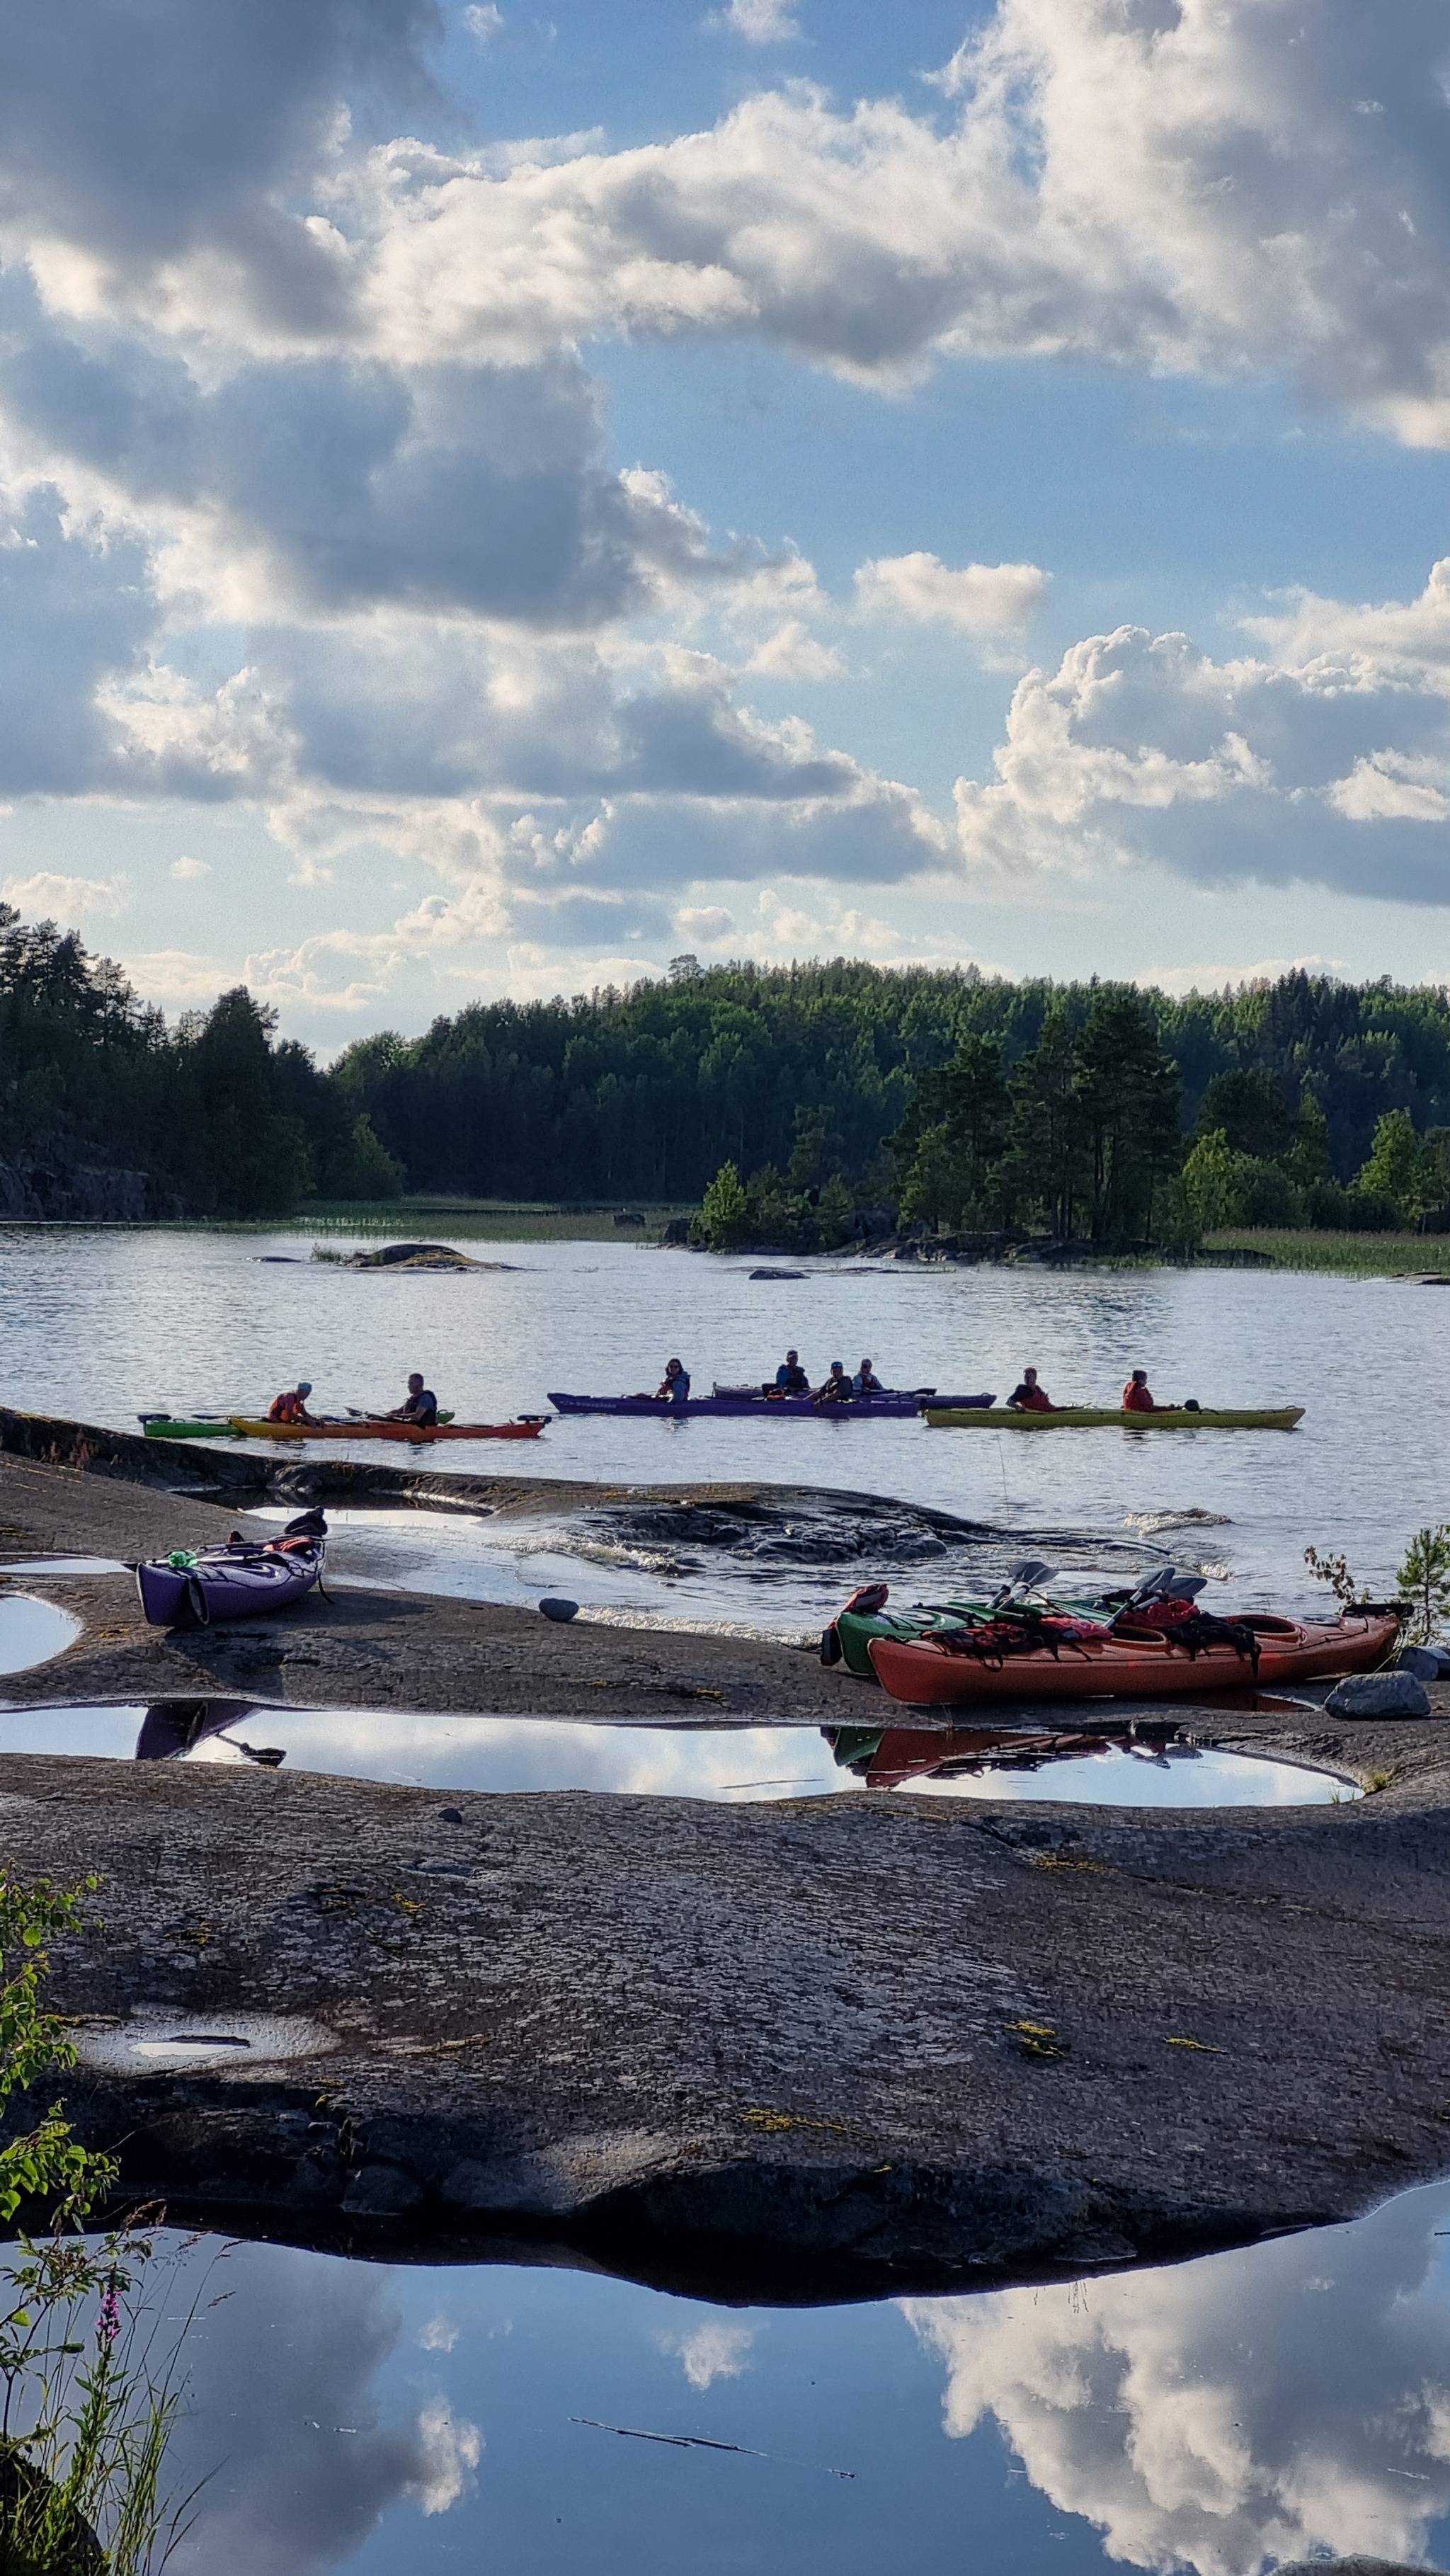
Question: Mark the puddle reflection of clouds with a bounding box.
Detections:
[161,2245,481,2576]
[902,2182,1450,2574]
[93,2184,1450,2572]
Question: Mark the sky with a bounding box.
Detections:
[5,0,1450,1050]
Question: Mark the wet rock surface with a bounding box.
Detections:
[3,1712,1449,2301]
[3,1430,1450,2298]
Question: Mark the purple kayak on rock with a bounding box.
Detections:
[135,1511,327,1627]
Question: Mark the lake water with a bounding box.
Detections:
[62,2177,1450,2575]
[4,1227,1444,2572]
[2,1226,1445,1620]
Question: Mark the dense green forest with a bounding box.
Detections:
[0,906,401,1216]
[6,908,1450,1231]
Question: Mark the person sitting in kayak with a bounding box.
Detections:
[1007,1367,1056,1413]
[656,1358,691,1406]
[853,1358,884,1395]
[775,1350,810,1394]
[382,1372,438,1427]
[814,1360,853,1405]
[268,1381,316,1425]
[1123,1369,1157,1413]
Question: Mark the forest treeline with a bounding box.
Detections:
[6,911,1450,1230]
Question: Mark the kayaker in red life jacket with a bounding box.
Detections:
[854,1359,884,1395]
[1006,1367,1055,1413]
[268,1381,316,1425]
[382,1372,438,1426]
[656,1358,691,1406]
[1122,1369,1157,1413]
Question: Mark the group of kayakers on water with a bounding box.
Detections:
[653,1350,886,1408]
[649,1355,1187,1411]
[1005,1365,1195,1414]
[268,1372,440,1427]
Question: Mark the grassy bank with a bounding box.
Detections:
[298,1197,691,1242]
[1204,1228,1450,1277]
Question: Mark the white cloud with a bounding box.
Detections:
[169,854,211,880]
[674,904,736,940]
[416,2313,459,2353]
[746,620,844,680]
[463,4,504,39]
[1,869,128,921]
[718,0,799,42]
[947,559,1450,903]
[404,2399,481,2518]
[855,553,1047,632]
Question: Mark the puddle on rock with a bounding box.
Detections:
[0,1593,79,1672]
[0,1556,129,1577]
[0,1702,1356,1805]
[828,1728,1358,1806]
[37,2177,1450,2573]
[72,2011,336,2074]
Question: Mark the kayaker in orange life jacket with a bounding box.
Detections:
[1006,1367,1055,1412]
[268,1381,316,1425]
[1122,1369,1157,1412]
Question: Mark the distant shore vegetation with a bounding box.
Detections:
[8,911,1450,1239]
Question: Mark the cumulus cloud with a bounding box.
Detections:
[463,4,503,39]
[5,0,1450,1015]
[717,0,799,42]
[855,554,1046,632]
[169,855,211,881]
[1,870,127,921]
[949,559,1450,903]
[902,2184,1450,2574]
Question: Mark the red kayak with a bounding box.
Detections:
[867,1607,1400,1708]
[231,1416,547,1442]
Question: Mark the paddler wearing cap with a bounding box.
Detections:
[267,1380,317,1426]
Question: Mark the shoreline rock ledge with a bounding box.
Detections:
[4,1742,1450,2302]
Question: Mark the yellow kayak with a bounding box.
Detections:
[924,1404,1304,1431]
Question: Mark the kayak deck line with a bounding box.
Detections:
[227,1417,547,1443]
[924,1404,1305,1431]
[548,1391,995,1420]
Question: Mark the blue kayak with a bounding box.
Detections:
[547,1391,994,1420]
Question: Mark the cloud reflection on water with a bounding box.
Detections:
[164,2244,479,2575]
[902,2184,1450,2574]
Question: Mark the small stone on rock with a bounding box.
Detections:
[540,1597,579,1622]
[438,1806,464,1823]
[1324,1670,1432,1719]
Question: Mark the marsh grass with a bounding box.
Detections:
[1204,1228,1450,1277]
[0,2221,211,2573]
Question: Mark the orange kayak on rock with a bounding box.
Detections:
[867,1609,1400,1708]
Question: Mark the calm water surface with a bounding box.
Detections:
[101,2179,1450,2574]
[4,1228,1447,1614]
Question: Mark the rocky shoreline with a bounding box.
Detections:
[0,1419,1445,2299]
